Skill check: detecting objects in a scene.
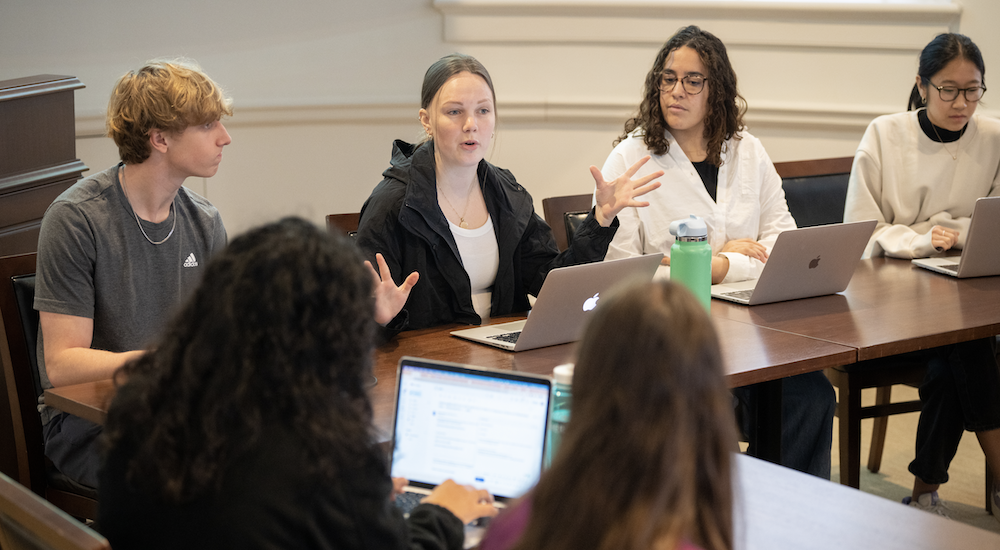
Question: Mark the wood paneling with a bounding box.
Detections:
[0,75,87,256]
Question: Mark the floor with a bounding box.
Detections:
[830,385,1000,535]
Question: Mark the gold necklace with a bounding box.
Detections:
[929,120,964,161]
[438,178,477,229]
[120,165,176,245]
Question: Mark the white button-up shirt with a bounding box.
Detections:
[603,130,796,283]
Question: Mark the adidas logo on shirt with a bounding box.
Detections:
[183,253,199,268]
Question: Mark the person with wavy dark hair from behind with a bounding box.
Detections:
[601,25,834,480]
[98,217,497,549]
[478,280,737,550]
[845,33,1000,518]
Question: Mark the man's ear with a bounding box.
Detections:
[149,128,170,155]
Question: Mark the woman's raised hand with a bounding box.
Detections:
[366,253,419,325]
[592,155,663,227]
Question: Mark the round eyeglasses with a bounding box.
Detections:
[659,73,708,95]
[929,81,986,103]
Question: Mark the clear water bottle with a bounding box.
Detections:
[545,363,573,469]
[669,215,712,311]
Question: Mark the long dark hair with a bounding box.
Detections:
[908,33,985,111]
[102,217,377,504]
[616,25,746,166]
[511,281,737,550]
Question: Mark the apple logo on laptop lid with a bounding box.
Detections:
[582,293,600,312]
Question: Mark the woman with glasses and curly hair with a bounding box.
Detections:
[600,25,834,480]
[603,25,796,285]
[844,33,1000,518]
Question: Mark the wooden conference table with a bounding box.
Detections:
[40,256,1000,545]
[715,256,1000,491]
[43,314,854,464]
[45,256,1000,452]
[711,256,1000,360]
[39,386,1000,548]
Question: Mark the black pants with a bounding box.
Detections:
[906,338,1000,484]
[42,411,102,489]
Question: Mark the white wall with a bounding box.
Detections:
[4,0,998,237]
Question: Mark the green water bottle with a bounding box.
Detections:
[545,363,573,469]
[669,215,712,311]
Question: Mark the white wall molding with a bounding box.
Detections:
[435,0,960,51]
[77,99,918,139]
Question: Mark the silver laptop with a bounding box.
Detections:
[711,220,876,305]
[451,254,663,351]
[389,357,552,545]
[912,196,1000,278]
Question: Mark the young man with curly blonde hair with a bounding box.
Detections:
[34,59,233,489]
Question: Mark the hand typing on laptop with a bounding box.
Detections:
[394,478,498,524]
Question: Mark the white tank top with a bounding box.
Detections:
[449,215,499,323]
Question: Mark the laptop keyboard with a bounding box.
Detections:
[721,289,754,301]
[939,263,960,274]
[395,491,424,515]
[487,331,521,344]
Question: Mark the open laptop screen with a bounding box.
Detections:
[390,357,551,500]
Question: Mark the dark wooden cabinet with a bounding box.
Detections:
[0,75,88,256]
[0,75,87,481]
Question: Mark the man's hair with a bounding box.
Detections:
[106,59,233,164]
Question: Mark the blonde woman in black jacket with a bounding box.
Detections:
[358,53,662,331]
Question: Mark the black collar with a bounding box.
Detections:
[917,109,966,143]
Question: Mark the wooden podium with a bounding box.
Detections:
[0,75,87,481]
[0,75,88,256]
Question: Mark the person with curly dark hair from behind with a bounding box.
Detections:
[601,26,835,479]
[98,217,496,549]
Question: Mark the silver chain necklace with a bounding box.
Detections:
[120,165,176,245]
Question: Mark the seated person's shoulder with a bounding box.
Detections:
[46,167,121,214]
[974,113,1000,138]
[176,186,222,220]
[489,163,523,192]
[368,175,408,207]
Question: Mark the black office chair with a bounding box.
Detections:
[0,470,109,550]
[542,194,592,251]
[773,156,853,228]
[772,157,934,489]
[0,253,98,520]
[326,212,360,238]
[562,211,590,248]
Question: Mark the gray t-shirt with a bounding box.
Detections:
[34,163,227,422]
